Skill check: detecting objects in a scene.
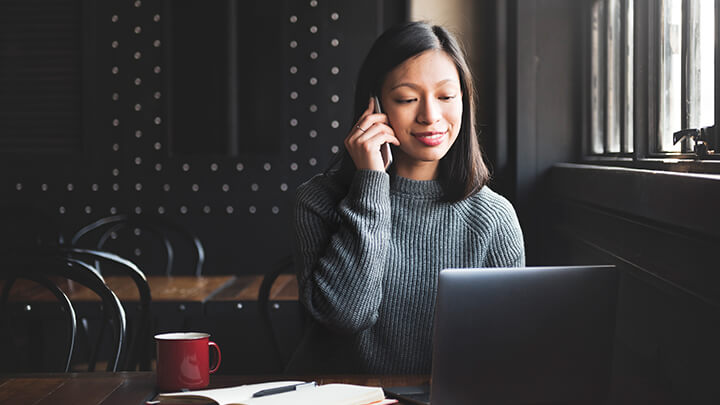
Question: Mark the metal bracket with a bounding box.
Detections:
[673,125,717,156]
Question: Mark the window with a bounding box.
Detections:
[681,0,715,145]
[590,0,634,155]
[588,0,718,164]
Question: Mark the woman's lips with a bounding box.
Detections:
[412,131,447,146]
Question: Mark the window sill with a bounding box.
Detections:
[580,157,720,175]
[551,163,720,238]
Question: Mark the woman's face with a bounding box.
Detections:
[380,49,463,179]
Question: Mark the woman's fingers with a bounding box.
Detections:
[353,97,386,132]
[365,97,374,116]
[344,122,398,171]
[351,123,399,146]
[346,123,398,148]
[350,98,375,134]
[356,115,388,134]
[344,96,399,171]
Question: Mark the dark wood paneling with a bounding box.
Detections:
[549,163,720,307]
[507,0,584,263]
[549,164,720,403]
[552,163,720,238]
[553,200,720,307]
[549,228,720,403]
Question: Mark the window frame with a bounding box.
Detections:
[583,0,720,174]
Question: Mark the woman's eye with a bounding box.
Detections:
[439,95,456,101]
[395,98,416,104]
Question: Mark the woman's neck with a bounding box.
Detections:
[393,157,440,181]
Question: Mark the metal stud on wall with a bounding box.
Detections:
[4,0,397,274]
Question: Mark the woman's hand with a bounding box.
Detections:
[344,97,400,172]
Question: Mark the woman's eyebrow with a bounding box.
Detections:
[390,78,458,91]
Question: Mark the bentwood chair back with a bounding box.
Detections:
[71,214,205,276]
[0,255,127,372]
[56,247,152,371]
[0,269,77,372]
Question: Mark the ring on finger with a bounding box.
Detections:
[355,125,366,133]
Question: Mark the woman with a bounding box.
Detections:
[289,22,525,374]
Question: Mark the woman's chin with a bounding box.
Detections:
[394,153,447,169]
[412,147,452,163]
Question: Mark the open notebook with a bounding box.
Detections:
[152,381,396,405]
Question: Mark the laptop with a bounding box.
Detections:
[385,265,618,405]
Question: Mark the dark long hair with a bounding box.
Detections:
[329,21,490,202]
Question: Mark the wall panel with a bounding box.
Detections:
[0,0,407,275]
[548,164,720,402]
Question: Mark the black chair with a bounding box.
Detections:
[0,255,127,372]
[257,254,297,372]
[0,269,77,372]
[57,247,152,371]
[71,214,205,276]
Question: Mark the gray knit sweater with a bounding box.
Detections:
[289,169,525,374]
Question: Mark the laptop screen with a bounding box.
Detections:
[429,265,618,405]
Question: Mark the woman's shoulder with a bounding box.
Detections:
[452,185,519,226]
[461,185,515,210]
[296,170,348,204]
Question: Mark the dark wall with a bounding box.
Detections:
[549,165,720,403]
[0,0,407,275]
[493,0,583,263]
[502,0,720,402]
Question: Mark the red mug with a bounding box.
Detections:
[155,332,221,392]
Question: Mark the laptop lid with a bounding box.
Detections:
[429,265,618,405]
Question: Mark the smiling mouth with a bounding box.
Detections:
[413,131,447,146]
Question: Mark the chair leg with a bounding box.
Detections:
[88,316,108,372]
[77,316,93,371]
[141,315,153,371]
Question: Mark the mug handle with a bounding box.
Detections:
[208,341,221,374]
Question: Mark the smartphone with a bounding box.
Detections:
[373,95,393,170]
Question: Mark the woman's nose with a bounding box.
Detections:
[417,99,441,125]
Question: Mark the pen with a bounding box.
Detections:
[252,381,317,398]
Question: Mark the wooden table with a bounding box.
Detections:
[4,275,236,315]
[4,275,234,299]
[205,274,298,309]
[4,275,235,300]
[0,372,429,404]
[3,273,299,304]
[2,274,301,374]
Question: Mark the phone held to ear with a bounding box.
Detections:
[373,95,393,170]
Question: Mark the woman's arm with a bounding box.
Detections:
[486,199,525,268]
[293,170,392,334]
